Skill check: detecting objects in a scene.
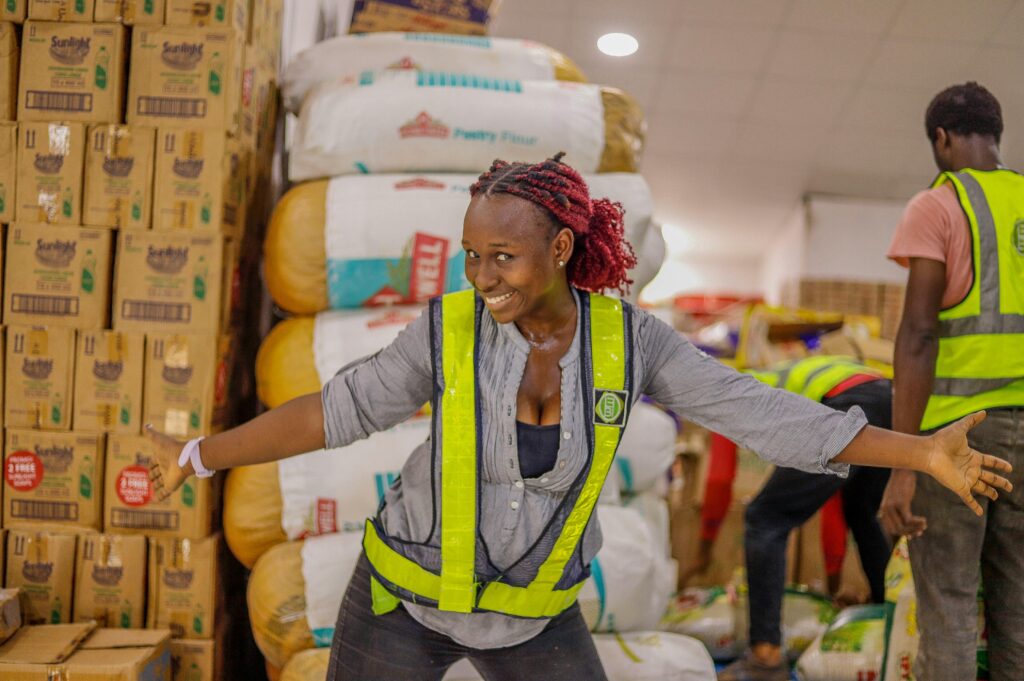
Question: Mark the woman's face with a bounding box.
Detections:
[462,194,573,324]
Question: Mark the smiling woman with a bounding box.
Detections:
[144,154,1011,681]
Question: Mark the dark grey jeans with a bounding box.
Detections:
[910,407,1024,681]
[325,553,608,681]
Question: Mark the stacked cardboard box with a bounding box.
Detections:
[782,278,906,341]
[0,4,281,679]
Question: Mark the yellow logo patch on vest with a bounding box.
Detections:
[594,389,628,427]
[1014,218,1024,256]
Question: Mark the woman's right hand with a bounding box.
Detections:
[144,424,193,502]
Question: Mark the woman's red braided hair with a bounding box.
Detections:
[469,153,638,295]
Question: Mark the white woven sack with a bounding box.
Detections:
[291,72,604,180]
[283,33,559,113]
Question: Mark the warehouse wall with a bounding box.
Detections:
[802,195,907,283]
[641,254,764,304]
[761,194,909,304]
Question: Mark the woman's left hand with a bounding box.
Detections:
[925,411,1013,515]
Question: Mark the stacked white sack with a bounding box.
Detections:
[795,605,886,681]
[282,32,587,113]
[264,173,656,314]
[290,71,643,180]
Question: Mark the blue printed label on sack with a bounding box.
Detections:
[327,248,469,309]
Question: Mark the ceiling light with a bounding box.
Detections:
[597,33,638,57]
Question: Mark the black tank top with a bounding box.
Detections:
[515,421,560,478]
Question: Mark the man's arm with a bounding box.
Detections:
[878,257,947,536]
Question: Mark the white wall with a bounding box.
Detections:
[641,254,764,304]
[760,201,807,305]
[802,194,907,283]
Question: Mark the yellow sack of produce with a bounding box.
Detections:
[280,648,329,681]
[247,532,363,670]
[282,32,585,113]
[290,72,644,180]
[226,307,424,568]
[265,173,654,315]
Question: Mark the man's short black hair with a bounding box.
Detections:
[925,82,1003,144]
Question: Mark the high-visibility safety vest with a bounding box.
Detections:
[920,169,1024,430]
[745,355,882,402]
[362,289,634,618]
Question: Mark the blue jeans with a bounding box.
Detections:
[325,553,608,681]
[743,380,893,646]
[910,407,1024,681]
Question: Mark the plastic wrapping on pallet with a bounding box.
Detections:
[290,73,643,180]
[282,32,586,113]
[264,174,654,315]
[795,605,886,681]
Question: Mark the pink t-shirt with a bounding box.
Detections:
[887,182,973,309]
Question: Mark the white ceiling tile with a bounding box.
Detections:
[653,71,758,117]
[837,86,931,135]
[766,30,880,82]
[577,61,661,111]
[990,1,1024,45]
[645,112,740,157]
[862,40,982,91]
[785,0,904,34]
[889,0,1014,41]
[666,25,778,74]
[573,0,679,24]
[729,123,828,167]
[744,78,854,130]
[676,0,792,28]
[489,12,574,51]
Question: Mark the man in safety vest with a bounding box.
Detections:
[880,82,1024,680]
[714,356,892,681]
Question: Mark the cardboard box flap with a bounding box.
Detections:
[0,621,96,664]
[68,645,156,669]
[80,628,171,650]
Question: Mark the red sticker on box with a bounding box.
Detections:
[5,451,43,491]
[116,465,153,507]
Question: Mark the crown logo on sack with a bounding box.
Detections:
[163,569,193,589]
[162,364,193,385]
[22,357,54,380]
[172,157,204,179]
[146,245,188,274]
[102,156,135,177]
[35,238,77,267]
[161,41,204,70]
[22,561,53,584]
[91,564,124,586]
[36,444,74,473]
[394,178,446,190]
[399,112,450,139]
[49,36,91,65]
[34,153,65,174]
[93,359,124,381]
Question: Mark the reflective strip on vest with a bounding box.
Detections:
[922,170,1024,430]
[439,289,478,613]
[363,291,628,619]
[477,294,626,617]
[746,355,879,402]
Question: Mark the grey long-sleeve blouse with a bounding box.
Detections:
[321,291,865,649]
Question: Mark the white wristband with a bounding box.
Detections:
[178,437,214,478]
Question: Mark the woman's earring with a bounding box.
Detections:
[558,260,565,268]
